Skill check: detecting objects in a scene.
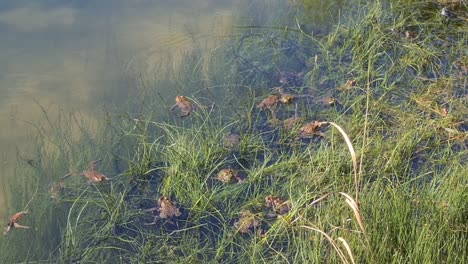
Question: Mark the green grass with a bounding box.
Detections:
[1,0,467,263]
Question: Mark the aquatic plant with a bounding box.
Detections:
[1,0,467,263]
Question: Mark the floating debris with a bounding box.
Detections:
[4,210,30,235]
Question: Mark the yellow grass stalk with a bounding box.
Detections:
[337,237,356,264]
[321,122,359,203]
[339,192,366,235]
[301,225,351,264]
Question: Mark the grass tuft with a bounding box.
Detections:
[2,0,467,263]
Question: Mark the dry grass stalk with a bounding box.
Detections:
[323,122,359,202]
[337,237,356,264]
[301,225,352,264]
[308,193,330,207]
[339,192,366,235]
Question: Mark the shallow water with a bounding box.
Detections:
[0,0,355,218]
[0,0,243,217]
[1,1,466,262]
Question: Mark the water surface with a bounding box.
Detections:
[0,0,241,217]
[0,0,354,217]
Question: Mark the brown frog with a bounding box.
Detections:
[272,87,295,105]
[298,121,327,138]
[63,160,109,184]
[49,181,65,200]
[322,96,337,106]
[257,95,279,110]
[216,169,243,183]
[146,196,181,224]
[265,195,290,215]
[257,94,279,119]
[224,133,241,148]
[282,116,303,129]
[81,160,109,183]
[279,94,295,105]
[171,96,199,117]
[234,210,261,234]
[278,70,305,87]
[405,31,417,41]
[340,79,357,91]
[4,210,30,235]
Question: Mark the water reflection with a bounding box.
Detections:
[0,0,239,216]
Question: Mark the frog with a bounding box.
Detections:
[224,133,241,148]
[278,70,305,87]
[389,28,418,42]
[265,195,290,215]
[4,210,30,235]
[339,79,357,91]
[63,160,109,184]
[322,95,337,106]
[282,116,304,129]
[279,94,295,105]
[298,121,326,138]
[81,160,109,183]
[271,86,295,105]
[257,95,279,110]
[49,181,65,200]
[145,196,182,224]
[170,96,200,117]
[216,168,244,183]
[157,196,182,219]
[234,210,261,234]
[405,31,417,41]
[274,86,316,105]
[257,94,279,119]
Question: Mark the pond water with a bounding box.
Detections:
[1,1,466,262]
[0,0,245,217]
[0,0,352,219]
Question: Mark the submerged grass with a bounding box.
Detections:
[1,0,467,263]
